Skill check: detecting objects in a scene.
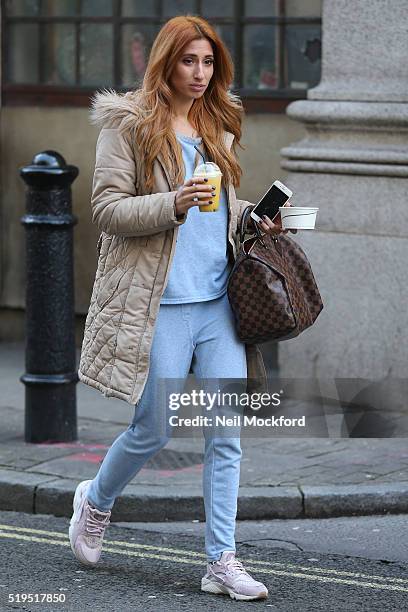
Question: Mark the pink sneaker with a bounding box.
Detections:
[201,550,268,601]
[68,480,111,566]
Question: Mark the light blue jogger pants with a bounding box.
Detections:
[87,291,247,562]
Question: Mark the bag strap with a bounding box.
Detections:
[239,205,268,249]
[254,217,268,249]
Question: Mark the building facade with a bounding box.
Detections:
[0,1,322,367]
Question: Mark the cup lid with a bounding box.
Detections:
[193,162,221,175]
[279,206,319,211]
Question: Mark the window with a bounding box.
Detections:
[2,0,322,112]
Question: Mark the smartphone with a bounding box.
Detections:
[250,180,293,224]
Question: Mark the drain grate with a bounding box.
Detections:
[144,449,204,470]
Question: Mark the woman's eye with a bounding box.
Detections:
[183,59,213,65]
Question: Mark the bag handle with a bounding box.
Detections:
[239,205,268,249]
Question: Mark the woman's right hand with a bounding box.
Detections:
[174,177,215,216]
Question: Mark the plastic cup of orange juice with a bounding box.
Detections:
[193,162,222,212]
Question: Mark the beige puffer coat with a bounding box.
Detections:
[78,89,268,405]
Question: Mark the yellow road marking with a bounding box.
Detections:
[0,523,406,585]
[1,523,407,584]
[0,527,407,593]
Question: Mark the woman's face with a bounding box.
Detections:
[169,38,214,102]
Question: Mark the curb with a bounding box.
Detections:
[1,469,408,521]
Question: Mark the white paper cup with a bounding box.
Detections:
[279,206,319,230]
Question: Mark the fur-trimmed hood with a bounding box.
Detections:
[89,88,146,133]
[89,87,235,149]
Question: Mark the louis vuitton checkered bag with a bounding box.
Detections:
[227,205,324,344]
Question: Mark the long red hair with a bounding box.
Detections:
[127,15,245,193]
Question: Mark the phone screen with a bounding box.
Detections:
[253,184,290,220]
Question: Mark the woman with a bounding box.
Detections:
[70,15,296,602]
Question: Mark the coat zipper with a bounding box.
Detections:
[156,153,180,296]
[227,184,237,261]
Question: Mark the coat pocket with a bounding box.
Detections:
[96,233,103,255]
[96,267,128,310]
[97,233,149,258]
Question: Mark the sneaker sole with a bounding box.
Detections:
[201,577,268,601]
[68,480,96,566]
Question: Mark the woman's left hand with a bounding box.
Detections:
[258,200,297,236]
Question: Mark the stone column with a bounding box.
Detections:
[278,1,408,392]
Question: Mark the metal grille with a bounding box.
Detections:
[144,448,204,470]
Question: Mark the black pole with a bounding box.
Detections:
[19,151,79,443]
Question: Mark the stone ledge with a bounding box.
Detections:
[286,100,408,128]
[281,159,408,178]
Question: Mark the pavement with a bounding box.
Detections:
[1,341,408,522]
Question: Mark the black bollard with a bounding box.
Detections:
[20,151,79,443]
